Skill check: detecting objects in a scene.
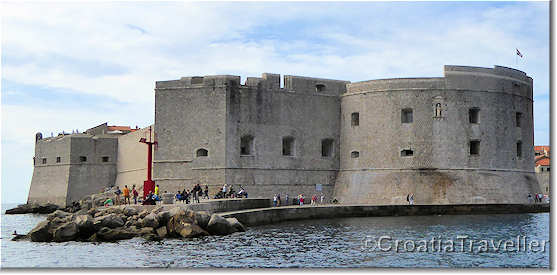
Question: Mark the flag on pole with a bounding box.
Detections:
[516,48,523,58]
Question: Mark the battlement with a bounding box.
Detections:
[444,65,532,84]
[156,75,241,89]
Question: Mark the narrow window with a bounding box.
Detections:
[240,135,254,155]
[351,112,360,126]
[469,108,480,124]
[401,149,413,157]
[315,84,326,92]
[56,157,61,163]
[435,103,442,117]
[102,156,110,162]
[547,167,551,172]
[351,151,360,158]
[80,156,87,162]
[321,139,334,158]
[33,157,36,165]
[42,158,47,164]
[516,112,522,127]
[282,136,295,156]
[401,108,413,123]
[516,141,522,158]
[470,140,480,155]
[196,149,208,157]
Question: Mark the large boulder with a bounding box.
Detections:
[139,227,154,235]
[95,227,136,242]
[192,211,211,229]
[166,214,193,236]
[35,203,61,214]
[156,226,168,238]
[47,210,72,221]
[94,214,125,229]
[206,214,235,235]
[226,218,246,233]
[28,220,52,242]
[74,215,95,237]
[52,222,78,242]
[122,206,138,217]
[142,213,159,228]
[177,223,209,238]
[156,211,171,225]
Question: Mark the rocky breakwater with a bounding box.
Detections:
[5,203,60,215]
[16,206,246,243]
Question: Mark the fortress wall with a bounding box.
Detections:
[153,76,230,194]
[114,126,151,190]
[336,65,537,204]
[27,135,72,206]
[66,136,118,204]
[224,74,347,198]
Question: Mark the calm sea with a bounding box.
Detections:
[0,203,550,268]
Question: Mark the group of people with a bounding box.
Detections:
[272,193,326,207]
[215,184,248,199]
[175,184,209,204]
[528,193,548,203]
[111,185,140,206]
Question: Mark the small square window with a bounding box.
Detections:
[102,156,110,162]
[321,139,334,158]
[470,140,480,155]
[351,151,359,158]
[315,84,326,92]
[469,108,480,124]
[401,149,413,157]
[80,156,87,162]
[401,109,413,123]
[42,158,47,164]
[282,137,295,156]
[56,157,61,163]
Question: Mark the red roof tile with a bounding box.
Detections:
[536,156,550,166]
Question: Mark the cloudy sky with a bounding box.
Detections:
[0,1,550,204]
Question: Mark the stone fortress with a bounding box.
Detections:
[28,65,541,207]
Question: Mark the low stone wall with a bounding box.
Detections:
[219,203,550,227]
[101,198,271,214]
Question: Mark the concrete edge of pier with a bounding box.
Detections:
[218,203,550,227]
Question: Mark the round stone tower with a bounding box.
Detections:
[334,65,539,204]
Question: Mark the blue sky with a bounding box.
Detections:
[0,1,550,204]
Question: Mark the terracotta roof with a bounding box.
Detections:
[536,156,550,166]
[534,146,550,152]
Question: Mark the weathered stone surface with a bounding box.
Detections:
[193,211,211,229]
[225,218,246,233]
[53,222,78,242]
[206,214,234,235]
[178,223,209,238]
[166,214,193,237]
[94,214,125,229]
[142,213,159,228]
[143,233,162,242]
[156,211,171,225]
[28,220,52,242]
[96,227,136,242]
[139,227,154,235]
[74,215,95,237]
[138,210,149,219]
[47,210,71,221]
[122,206,138,217]
[156,226,167,238]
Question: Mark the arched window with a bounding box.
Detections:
[240,135,254,155]
[282,136,295,156]
[196,148,208,157]
[435,103,442,117]
[351,151,360,158]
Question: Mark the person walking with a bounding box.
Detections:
[204,185,209,199]
[285,194,289,206]
[277,193,281,207]
[320,193,324,205]
[114,186,122,205]
[123,185,130,205]
[409,193,415,205]
[273,194,278,207]
[132,185,139,204]
[155,184,160,197]
[222,184,228,198]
